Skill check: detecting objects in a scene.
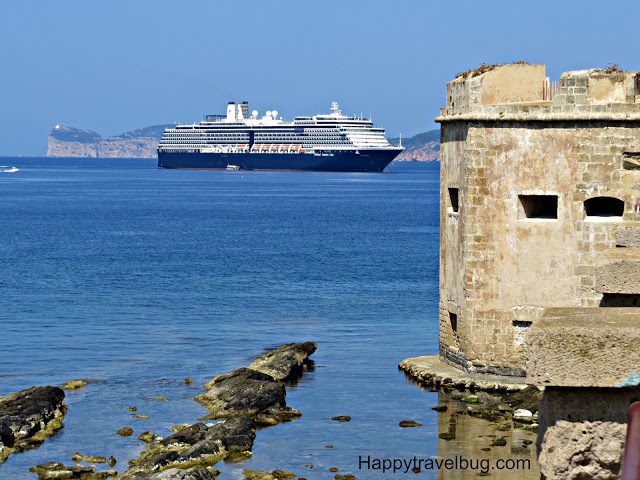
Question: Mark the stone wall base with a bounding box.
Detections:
[440,345,526,377]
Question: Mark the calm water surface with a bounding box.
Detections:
[0,158,535,479]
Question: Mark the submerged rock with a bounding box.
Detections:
[271,469,296,479]
[460,395,479,404]
[60,380,88,390]
[84,455,107,463]
[247,342,317,381]
[116,427,134,437]
[489,436,507,447]
[138,431,157,444]
[0,386,66,464]
[30,461,117,479]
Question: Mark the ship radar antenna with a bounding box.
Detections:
[330,102,341,115]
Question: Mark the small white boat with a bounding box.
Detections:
[226,164,240,170]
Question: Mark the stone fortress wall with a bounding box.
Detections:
[436,63,640,377]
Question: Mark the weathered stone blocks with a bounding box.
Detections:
[616,225,640,247]
[596,248,640,294]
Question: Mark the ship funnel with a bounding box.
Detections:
[226,102,237,121]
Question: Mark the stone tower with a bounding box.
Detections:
[437,63,640,377]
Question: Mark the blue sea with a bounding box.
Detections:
[0,158,443,479]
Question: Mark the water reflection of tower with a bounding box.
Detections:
[435,392,539,480]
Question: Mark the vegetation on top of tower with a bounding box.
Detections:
[603,62,624,74]
[455,61,531,80]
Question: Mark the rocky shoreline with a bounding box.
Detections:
[2,345,542,479]
[2,342,331,480]
[0,386,67,465]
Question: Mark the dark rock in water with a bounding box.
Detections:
[330,416,351,422]
[179,438,220,460]
[0,422,13,447]
[199,368,285,414]
[160,417,262,455]
[195,368,299,423]
[0,386,66,464]
[399,420,422,428]
[136,468,215,479]
[121,417,255,478]
[116,427,134,437]
[247,342,317,381]
[161,423,210,446]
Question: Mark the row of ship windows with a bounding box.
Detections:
[162,142,353,146]
[161,143,356,149]
[164,136,350,141]
[169,128,367,134]
[165,133,350,137]
[166,132,347,136]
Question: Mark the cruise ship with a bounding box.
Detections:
[157,102,403,172]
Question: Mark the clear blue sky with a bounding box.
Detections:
[2,0,639,156]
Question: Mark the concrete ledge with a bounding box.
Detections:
[399,355,527,392]
[526,308,640,387]
[596,248,640,294]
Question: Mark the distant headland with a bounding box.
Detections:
[47,124,174,158]
[47,125,440,161]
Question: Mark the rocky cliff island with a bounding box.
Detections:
[47,125,173,158]
[389,129,440,162]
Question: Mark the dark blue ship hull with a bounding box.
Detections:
[157,149,402,172]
